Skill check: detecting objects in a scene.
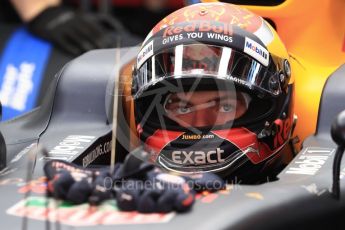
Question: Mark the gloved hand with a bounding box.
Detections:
[116,170,196,213]
[44,160,156,205]
[44,160,116,205]
[27,5,130,55]
[44,159,226,213]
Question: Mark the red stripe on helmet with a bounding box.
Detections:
[145,130,184,162]
[212,128,273,164]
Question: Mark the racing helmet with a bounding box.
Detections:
[131,2,295,183]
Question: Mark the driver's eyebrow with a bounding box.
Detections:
[169,95,233,105]
[208,95,233,103]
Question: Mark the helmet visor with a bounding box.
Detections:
[135,44,281,98]
[163,90,251,128]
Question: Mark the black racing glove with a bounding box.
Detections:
[44,160,116,204]
[115,170,196,213]
[115,167,226,213]
[44,159,226,213]
[27,6,132,55]
[44,159,156,206]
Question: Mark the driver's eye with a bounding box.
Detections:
[177,105,191,114]
[219,103,234,113]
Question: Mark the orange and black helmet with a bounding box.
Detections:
[132,2,295,183]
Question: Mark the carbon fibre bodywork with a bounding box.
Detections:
[0,49,344,229]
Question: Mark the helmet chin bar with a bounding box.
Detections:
[157,148,249,175]
[156,134,291,178]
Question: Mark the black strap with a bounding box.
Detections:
[332,145,345,199]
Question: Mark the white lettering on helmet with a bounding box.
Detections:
[137,40,154,68]
[171,148,225,165]
[243,37,269,66]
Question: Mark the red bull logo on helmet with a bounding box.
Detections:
[162,21,233,38]
[243,37,269,66]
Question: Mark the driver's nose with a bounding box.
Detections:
[191,109,216,127]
